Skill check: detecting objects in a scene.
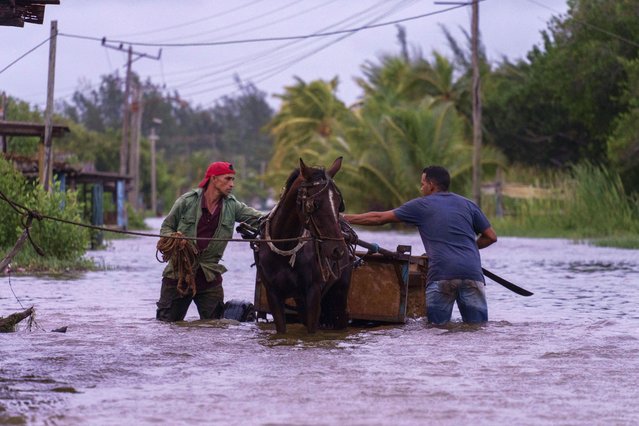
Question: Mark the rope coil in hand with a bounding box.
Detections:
[156,232,199,296]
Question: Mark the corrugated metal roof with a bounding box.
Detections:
[0,1,60,28]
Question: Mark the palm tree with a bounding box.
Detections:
[344,50,506,209]
[263,49,507,211]
[264,77,352,188]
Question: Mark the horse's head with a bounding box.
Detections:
[297,157,349,281]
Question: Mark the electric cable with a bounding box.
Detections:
[110,0,268,39]
[59,3,471,48]
[0,37,51,75]
[196,0,421,104]
[525,0,639,48]
[172,0,396,91]
[152,0,304,44]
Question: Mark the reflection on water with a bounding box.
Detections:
[1,219,638,425]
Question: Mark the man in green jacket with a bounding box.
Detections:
[156,161,263,322]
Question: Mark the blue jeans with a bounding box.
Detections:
[426,279,488,324]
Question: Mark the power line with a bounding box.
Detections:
[110,0,269,39]
[525,0,639,49]
[172,0,398,91]
[197,0,421,105]
[152,0,388,86]
[152,0,304,44]
[201,0,341,44]
[0,37,51,75]
[59,3,471,48]
[7,2,466,108]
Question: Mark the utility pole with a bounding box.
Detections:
[101,39,161,211]
[435,1,482,206]
[120,45,132,177]
[128,84,143,209]
[470,0,482,207]
[40,21,58,191]
[41,20,57,192]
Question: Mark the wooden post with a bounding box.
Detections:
[92,183,104,248]
[120,45,132,177]
[471,0,482,207]
[42,20,57,192]
[128,84,143,209]
[100,40,160,179]
[116,180,127,229]
[495,167,504,218]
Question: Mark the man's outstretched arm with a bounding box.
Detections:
[342,210,401,226]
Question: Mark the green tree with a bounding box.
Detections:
[62,72,125,133]
[607,57,639,192]
[204,80,274,203]
[265,77,352,187]
[59,73,274,211]
[3,96,44,156]
[484,0,639,171]
[345,49,505,210]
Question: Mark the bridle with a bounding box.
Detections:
[261,169,354,283]
[296,172,353,282]
[296,172,345,243]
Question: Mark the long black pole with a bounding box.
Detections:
[353,237,533,297]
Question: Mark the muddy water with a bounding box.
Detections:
[1,218,638,425]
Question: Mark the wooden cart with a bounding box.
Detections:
[254,245,428,324]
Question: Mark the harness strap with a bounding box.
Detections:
[264,218,310,268]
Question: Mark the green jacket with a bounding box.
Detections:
[160,188,263,281]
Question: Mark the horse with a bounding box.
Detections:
[255,157,354,334]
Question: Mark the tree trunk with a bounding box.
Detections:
[0,307,34,332]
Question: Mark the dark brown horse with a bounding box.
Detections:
[256,157,354,334]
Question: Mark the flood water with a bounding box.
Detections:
[2,218,638,425]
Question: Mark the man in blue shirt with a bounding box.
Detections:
[343,166,497,324]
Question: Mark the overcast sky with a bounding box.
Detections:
[0,0,569,111]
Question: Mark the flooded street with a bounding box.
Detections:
[2,218,638,425]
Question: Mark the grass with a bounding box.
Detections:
[587,235,639,249]
[3,255,100,276]
[487,163,639,249]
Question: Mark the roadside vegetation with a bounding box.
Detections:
[490,163,639,248]
[1,0,637,274]
[0,158,93,273]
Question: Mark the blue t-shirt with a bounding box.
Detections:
[394,192,490,283]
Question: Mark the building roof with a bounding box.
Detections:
[0,119,69,138]
[4,154,133,184]
[0,1,60,27]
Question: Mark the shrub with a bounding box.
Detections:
[0,158,89,266]
[0,158,29,248]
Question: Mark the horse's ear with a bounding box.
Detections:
[299,158,311,180]
[327,156,343,178]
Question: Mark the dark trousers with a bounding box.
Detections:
[156,276,224,322]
